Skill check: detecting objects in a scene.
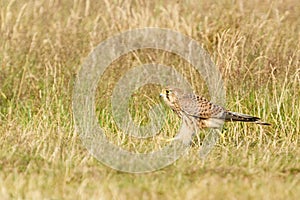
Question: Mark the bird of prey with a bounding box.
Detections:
[159,87,270,145]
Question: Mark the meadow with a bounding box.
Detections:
[0,0,300,199]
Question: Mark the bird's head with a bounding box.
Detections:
[159,87,183,108]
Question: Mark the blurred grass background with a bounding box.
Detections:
[0,0,299,199]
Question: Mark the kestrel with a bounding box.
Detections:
[160,87,270,144]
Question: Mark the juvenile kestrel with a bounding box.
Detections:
[160,87,270,144]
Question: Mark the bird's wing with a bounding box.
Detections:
[178,93,226,119]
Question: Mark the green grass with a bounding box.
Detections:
[1,0,300,199]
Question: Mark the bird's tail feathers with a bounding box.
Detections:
[254,120,271,126]
[225,111,271,125]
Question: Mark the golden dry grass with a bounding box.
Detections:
[0,0,300,199]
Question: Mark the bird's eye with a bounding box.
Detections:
[166,90,169,94]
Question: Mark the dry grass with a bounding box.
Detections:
[0,0,300,199]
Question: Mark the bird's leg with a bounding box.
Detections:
[165,116,196,146]
[165,130,194,145]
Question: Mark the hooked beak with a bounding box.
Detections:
[160,89,167,98]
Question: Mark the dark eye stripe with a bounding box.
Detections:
[166,90,170,100]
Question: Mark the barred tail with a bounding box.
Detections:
[225,111,271,125]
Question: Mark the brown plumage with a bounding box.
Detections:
[160,87,270,132]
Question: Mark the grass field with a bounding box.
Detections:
[1,0,300,199]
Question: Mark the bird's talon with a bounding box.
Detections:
[164,138,177,142]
